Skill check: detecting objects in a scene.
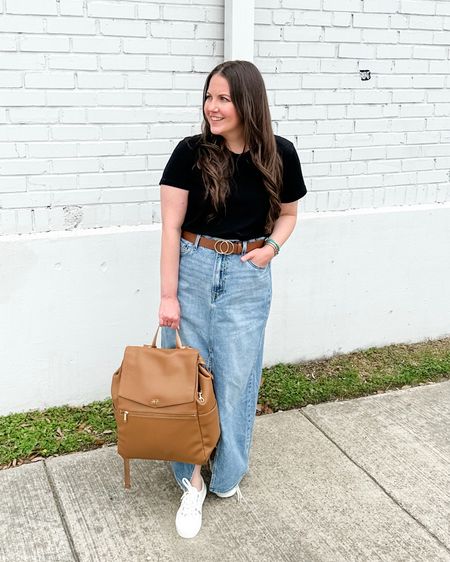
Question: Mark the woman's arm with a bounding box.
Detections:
[240,201,299,267]
[159,185,189,329]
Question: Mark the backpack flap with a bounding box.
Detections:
[118,346,199,409]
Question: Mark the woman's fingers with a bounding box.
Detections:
[240,249,256,262]
[159,299,180,329]
[241,245,274,267]
[159,315,179,326]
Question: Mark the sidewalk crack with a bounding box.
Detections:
[299,409,450,555]
[43,460,81,562]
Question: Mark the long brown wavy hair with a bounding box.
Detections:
[197,60,283,235]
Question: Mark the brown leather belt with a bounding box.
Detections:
[181,230,265,255]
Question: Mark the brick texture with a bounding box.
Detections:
[0,0,224,233]
[0,0,449,233]
[255,0,450,213]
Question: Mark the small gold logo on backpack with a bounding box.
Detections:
[151,399,159,405]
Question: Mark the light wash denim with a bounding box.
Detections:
[162,235,272,495]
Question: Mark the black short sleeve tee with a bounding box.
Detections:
[159,134,307,240]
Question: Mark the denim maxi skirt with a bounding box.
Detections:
[161,235,272,494]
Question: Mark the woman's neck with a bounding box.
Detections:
[225,139,247,154]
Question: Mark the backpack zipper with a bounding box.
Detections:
[120,409,198,423]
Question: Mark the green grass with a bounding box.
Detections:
[258,337,450,411]
[1,337,449,469]
[0,400,116,469]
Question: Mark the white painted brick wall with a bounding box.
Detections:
[255,0,450,213]
[0,0,224,234]
[0,0,449,234]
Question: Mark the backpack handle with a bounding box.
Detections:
[151,326,183,349]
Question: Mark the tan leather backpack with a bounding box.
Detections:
[111,328,220,488]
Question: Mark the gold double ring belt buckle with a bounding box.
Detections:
[213,239,235,255]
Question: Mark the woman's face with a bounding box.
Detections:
[204,74,243,144]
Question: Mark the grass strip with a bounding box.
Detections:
[258,337,450,411]
[1,337,449,469]
[0,400,116,469]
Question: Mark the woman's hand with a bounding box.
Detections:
[240,244,275,268]
[159,296,180,329]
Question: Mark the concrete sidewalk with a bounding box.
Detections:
[1,381,449,562]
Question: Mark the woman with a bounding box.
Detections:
[159,60,307,538]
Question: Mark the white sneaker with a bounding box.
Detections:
[175,477,207,539]
[214,484,243,501]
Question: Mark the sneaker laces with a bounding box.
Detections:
[179,478,203,516]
